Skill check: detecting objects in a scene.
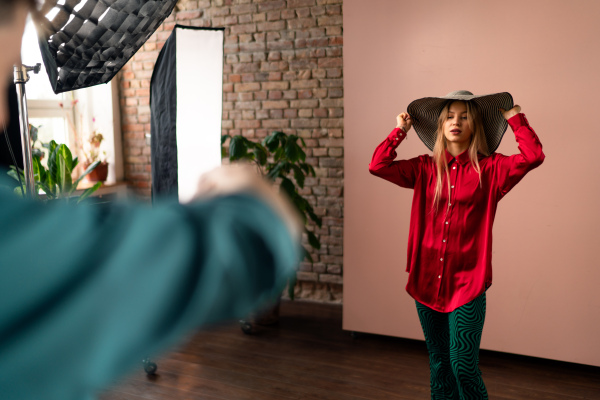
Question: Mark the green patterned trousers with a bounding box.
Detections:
[416,293,488,400]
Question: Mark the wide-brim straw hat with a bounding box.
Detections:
[406,90,514,153]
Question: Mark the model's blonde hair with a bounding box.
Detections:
[431,101,489,213]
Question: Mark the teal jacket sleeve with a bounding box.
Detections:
[0,185,299,400]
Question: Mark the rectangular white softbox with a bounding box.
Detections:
[150,25,224,202]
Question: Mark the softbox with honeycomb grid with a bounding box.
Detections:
[35,0,178,94]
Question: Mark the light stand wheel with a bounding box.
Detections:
[240,320,254,335]
[142,358,157,375]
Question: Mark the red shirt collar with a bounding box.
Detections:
[444,148,485,166]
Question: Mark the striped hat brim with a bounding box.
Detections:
[406,92,514,153]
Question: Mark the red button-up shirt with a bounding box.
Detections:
[369,113,545,312]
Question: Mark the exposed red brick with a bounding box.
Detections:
[288,0,316,8]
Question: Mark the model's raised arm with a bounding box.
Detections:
[369,113,422,189]
[494,110,545,198]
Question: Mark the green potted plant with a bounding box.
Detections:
[9,138,102,203]
[222,131,322,328]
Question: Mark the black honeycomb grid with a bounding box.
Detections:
[36,0,178,93]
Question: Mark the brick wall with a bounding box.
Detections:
[119,0,344,302]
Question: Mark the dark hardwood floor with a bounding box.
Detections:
[100,301,600,399]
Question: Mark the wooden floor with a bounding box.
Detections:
[100,301,600,400]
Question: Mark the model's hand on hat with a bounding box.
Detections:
[499,105,521,120]
[396,112,413,132]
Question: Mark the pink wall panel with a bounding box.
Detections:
[343,0,600,366]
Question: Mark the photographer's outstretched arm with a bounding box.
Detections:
[0,171,301,400]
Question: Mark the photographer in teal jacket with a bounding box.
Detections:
[0,1,302,399]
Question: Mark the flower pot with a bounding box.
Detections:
[86,161,108,182]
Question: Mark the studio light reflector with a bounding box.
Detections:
[36,0,178,93]
[150,26,225,203]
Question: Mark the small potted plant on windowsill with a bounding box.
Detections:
[83,130,108,182]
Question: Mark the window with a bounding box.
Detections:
[20,17,123,184]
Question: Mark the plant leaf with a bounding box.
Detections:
[273,147,284,163]
[77,182,102,204]
[253,146,267,165]
[7,167,22,182]
[43,166,55,196]
[306,229,321,250]
[56,144,74,172]
[279,177,296,199]
[266,162,285,181]
[284,135,300,162]
[306,163,316,177]
[221,134,231,146]
[56,153,70,196]
[293,195,309,213]
[302,246,313,263]
[291,164,305,188]
[298,146,306,162]
[229,135,247,160]
[73,160,100,189]
[47,144,58,182]
[48,140,57,155]
[37,181,53,196]
[32,156,45,183]
[13,185,25,197]
[263,131,285,152]
[307,206,322,227]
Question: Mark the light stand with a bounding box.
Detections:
[13,63,40,199]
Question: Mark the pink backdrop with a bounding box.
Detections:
[343,0,600,366]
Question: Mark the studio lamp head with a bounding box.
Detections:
[35,0,178,93]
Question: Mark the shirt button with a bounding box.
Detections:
[440,258,443,261]
[445,221,449,225]
[443,239,446,242]
[453,166,456,170]
[451,185,455,189]
[438,275,441,279]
